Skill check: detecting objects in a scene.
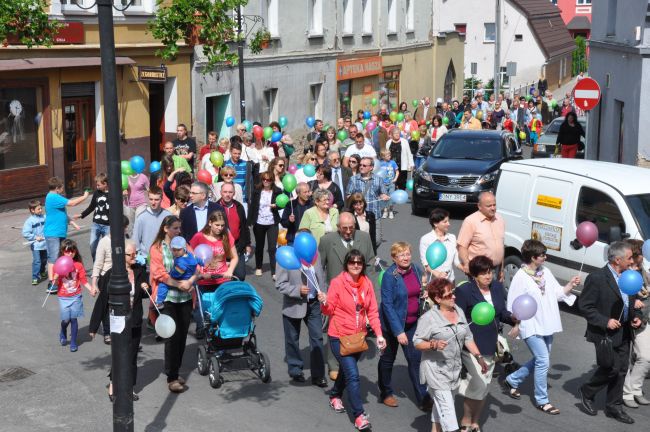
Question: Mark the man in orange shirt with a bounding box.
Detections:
[457,191,505,281]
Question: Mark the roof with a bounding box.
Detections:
[0,57,136,72]
[509,0,576,59]
[505,159,650,196]
[566,15,591,31]
[446,129,509,139]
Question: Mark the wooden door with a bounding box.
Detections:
[63,97,95,196]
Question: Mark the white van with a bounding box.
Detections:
[496,159,650,293]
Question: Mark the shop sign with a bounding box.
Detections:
[337,56,383,81]
[54,22,85,44]
[138,66,168,83]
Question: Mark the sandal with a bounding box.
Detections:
[537,403,560,415]
[504,380,521,399]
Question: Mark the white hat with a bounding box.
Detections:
[170,236,187,249]
[436,98,443,104]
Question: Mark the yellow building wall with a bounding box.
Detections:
[431,33,465,101]
[350,76,380,113]
[383,46,435,105]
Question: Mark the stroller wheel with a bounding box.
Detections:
[208,357,222,389]
[197,345,209,376]
[258,352,271,384]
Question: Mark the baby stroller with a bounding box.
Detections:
[195,276,271,388]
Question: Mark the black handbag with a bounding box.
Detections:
[595,335,614,369]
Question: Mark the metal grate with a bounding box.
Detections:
[432,175,478,187]
[0,367,35,383]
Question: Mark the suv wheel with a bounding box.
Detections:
[503,254,523,294]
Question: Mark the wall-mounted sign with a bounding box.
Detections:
[138,66,168,83]
[531,222,562,251]
[54,22,85,44]
[337,56,383,81]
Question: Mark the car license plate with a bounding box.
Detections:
[439,193,467,202]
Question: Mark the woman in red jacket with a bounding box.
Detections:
[318,249,386,431]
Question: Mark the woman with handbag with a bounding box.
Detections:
[414,278,487,432]
[454,255,517,432]
[504,239,580,415]
[377,242,433,411]
[318,249,386,431]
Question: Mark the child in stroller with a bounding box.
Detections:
[155,236,199,309]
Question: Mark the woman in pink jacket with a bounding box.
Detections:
[318,249,386,431]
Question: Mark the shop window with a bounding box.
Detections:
[387,0,397,34]
[405,0,414,32]
[310,84,323,120]
[309,0,323,36]
[362,0,373,35]
[263,88,278,125]
[484,23,496,42]
[338,81,352,119]
[0,85,43,171]
[342,0,353,34]
[379,70,400,112]
[576,187,625,243]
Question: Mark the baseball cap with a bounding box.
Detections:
[170,236,187,249]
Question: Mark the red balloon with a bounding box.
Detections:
[197,169,212,185]
[576,221,599,247]
[253,125,263,140]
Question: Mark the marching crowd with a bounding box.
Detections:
[21,89,648,432]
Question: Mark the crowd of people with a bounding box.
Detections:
[21,87,648,431]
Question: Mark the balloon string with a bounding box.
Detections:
[578,247,587,277]
[300,267,322,293]
[144,287,163,314]
[444,322,473,343]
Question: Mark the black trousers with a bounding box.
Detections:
[395,170,407,190]
[89,274,110,335]
[162,301,193,383]
[253,223,278,274]
[582,339,631,410]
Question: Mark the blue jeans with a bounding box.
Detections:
[282,301,325,378]
[31,246,47,280]
[90,223,110,261]
[329,337,365,417]
[506,334,553,405]
[378,323,429,404]
[415,156,425,170]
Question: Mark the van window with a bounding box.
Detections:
[576,187,625,243]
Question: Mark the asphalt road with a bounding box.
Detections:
[0,203,648,432]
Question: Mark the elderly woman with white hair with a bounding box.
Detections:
[298,188,339,245]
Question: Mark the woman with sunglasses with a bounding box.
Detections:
[414,278,487,432]
[167,185,190,217]
[268,157,287,191]
[347,154,361,177]
[247,172,282,278]
[314,142,329,168]
[211,166,243,203]
[454,256,516,431]
[309,165,344,210]
[295,152,318,185]
[318,249,386,431]
[503,239,580,415]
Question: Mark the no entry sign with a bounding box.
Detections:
[573,78,601,111]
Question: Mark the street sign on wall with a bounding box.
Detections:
[573,78,601,111]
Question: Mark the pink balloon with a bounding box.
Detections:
[54,256,74,276]
[576,221,599,247]
[366,121,376,131]
[288,164,298,174]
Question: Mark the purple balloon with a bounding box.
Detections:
[512,294,538,321]
[54,256,74,276]
[576,221,598,247]
[194,244,213,264]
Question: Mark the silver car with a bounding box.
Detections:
[531,116,587,158]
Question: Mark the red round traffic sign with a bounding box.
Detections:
[573,78,601,111]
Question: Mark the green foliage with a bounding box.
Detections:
[0,0,62,48]
[572,36,588,76]
[249,27,271,55]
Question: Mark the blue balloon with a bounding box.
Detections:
[271,131,283,143]
[129,155,145,174]
[294,232,318,263]
[619,269,643,295]
[225,116,235,127]
[642,240,650,260]
[363,111,371,120]
[305,116,316,128]
[390,189,409,205]
[276,246,301,270]
[149,160,161,173]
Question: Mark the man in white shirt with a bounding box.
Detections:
[343,132,376,167]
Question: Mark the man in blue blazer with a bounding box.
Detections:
[180,182,225,243]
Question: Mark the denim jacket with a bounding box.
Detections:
[379,262,424,336]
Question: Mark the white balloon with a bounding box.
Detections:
[155,314,176,339]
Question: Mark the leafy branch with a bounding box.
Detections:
[0,0,62,48]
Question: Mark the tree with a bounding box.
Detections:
[572,36,588,76]
[464,77,483,98]
[0,0,62,48]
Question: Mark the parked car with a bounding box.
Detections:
[531,116,587,159]
[411,129,521,215]
[496,158,649,294]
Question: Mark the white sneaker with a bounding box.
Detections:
[389,211,394,219]
[382,210,388,219]
[255,269,262,276]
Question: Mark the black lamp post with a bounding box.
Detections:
[234,7,264,121]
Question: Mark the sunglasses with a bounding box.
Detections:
[348,260,364,266]
[359,163,371,167]
[63,247,76,252]
[277,164,285,168]
[442,289,456,299]
[125,252,137,258]
[176,198,189,204]
[221,173,234,178]
[309,157,316,161]
[262,178,272,182]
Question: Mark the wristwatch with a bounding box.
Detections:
[474,354,483,360]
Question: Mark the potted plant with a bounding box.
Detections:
[249,27,271,53]
[0,0,62,48]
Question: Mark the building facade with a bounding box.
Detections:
[553,0,592,39]
[434,0,574,92]
[0,0,192,204]
[192,0,464,145]
[586,0,650,165]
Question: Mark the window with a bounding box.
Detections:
[454,24,467,35]
[309,0,323,36]
[576,187,625,243]
[342,0,353,34]
[266,0,279,37]
[405,0,414,32]
[576,0,592,5]
[514,34,523,41]
[338,81,351,118]
[263,88,278,126]
[499,66,509,86]
[484,23,496,42]
[606,0,617,36]
[379,70,400,112]
[310,84,323,120]
[362,0,373,35]
[0,84,44,170]
[387,0,397,34]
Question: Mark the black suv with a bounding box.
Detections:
[411,129,521,214]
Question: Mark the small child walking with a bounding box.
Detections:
[155,236,199,309]
[22,200,47,285]
[74,173,110,261]
[54,239,97,352]
[378,149,399,219]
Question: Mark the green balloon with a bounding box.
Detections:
[323,124,331,131]
[275,193,290,209]
[397,112,405,122]
[442,116,449,125]
[378,269,385,286]
[362,119,369,127]
[550,99,558,109]
[389,111,398,122]
[263,126,273,140]
[121,160,133,176]
[426,241,447,269]
[337,130,348,141]
[471,301,496,326]
[412,99,419,108]
[210,151,224,168]
[121,174,129,191]
[371,97,378,106]
[282,173,297,193]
